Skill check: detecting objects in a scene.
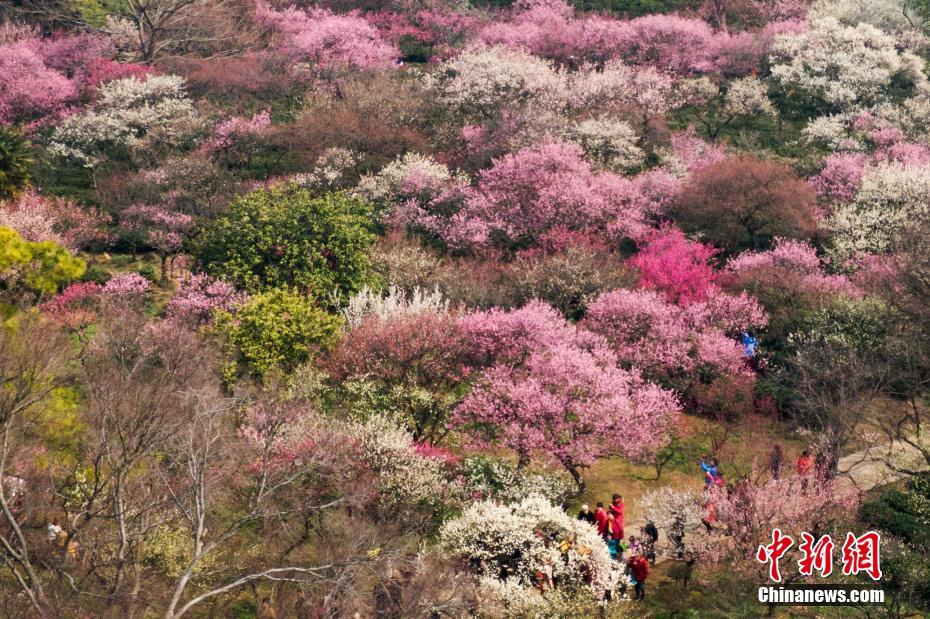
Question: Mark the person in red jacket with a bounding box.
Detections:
[796,450,814,492]
[594,501,609,538]
[609,494,625,540]
[628,553,649,600]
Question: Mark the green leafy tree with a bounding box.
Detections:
[198,186,376,299]
[215,288,341,377]
[0,127,33,201]
[0,226,85,296]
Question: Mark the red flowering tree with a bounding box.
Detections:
[629,225,719,305]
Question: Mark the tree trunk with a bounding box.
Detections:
[564,462,585,493]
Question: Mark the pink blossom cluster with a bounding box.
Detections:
[453,300,680,466]
[82,58,152,91]
[0,190,112,252]
[583,288,761,379]
[366,10,478,60]
[123,204,194,254]
[40,281,103,330]
[668,129,727,174]
[102,272,152,297]
[813,113,930,204]
[726,238,858,296]
[166,272,246,325]
[475,0,806,75]
[41,272,152,327]
[0,39,78,125]
[255,2,398,75]
[0,30,120,126]
[202,110,271,152]
[423,142,680,249]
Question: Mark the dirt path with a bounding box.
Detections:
[835,438,925,492]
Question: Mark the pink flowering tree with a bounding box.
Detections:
[102,272,152,297]
[121,204,194,281]
[165,272,246,326]
[367,9,476,62]
[725,238,858,298]
[478,0,584,66]
[584,289,760,417]
[444,141,675,250]
[609,14,717,74]
[453,301,680,490]
[40,281,103,335]
[629,225,719,305]
[255,2,398,81]
[201,110,271,171]
[0,39,77,125]
[0,190,112,252]
[693,476,859,586]
[41,273,151,336]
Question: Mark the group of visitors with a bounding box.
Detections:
[577,493,657,601]
[769,445,837,491]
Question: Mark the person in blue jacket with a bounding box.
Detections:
[700,456,719,486]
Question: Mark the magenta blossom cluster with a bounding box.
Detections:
[166,272,246,325]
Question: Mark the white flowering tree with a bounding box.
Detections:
[567,117,645,172]
[426,46,566,121]
[695,76,778,140]
[49,75,199,170]
[441,494,611,594]
[770,17,927,110]
[340,284,449,329]
[810,0,927,41]
[826,161,930,258]
[352,414,459,513]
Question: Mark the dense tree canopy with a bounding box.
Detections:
[198,186,376,298]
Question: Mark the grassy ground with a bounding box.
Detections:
[572,413,809,525]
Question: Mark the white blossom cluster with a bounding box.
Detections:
[292,147,358,189]
[770,17,927,109]
[49,75,198,167]
[441,494,612,593]
[355,152,464,205]
[639,486,705,531]
[566,117,645,172]
[722,77,777,119]
[425,46,566,119]
[459,456,576,506]
[352,413,455,510]
[568,61,679,115]
[340,284,449,329]
[826,161,930,257]
[803,112,862,149]
[810,0,928,46]
[675,76,721,107]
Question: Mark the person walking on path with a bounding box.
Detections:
[769,444,783,480]
[629,553,649,600]
[797,450,814,492]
